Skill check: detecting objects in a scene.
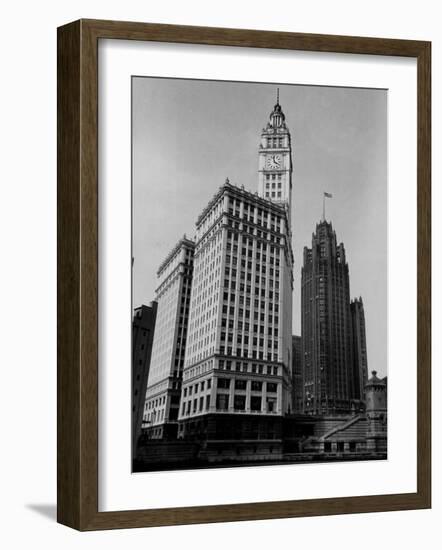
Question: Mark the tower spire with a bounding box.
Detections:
[276,87,280,105]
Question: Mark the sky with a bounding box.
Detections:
[132,77,387,377]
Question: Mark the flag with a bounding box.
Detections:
[324,192,333,198]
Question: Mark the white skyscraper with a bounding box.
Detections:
[143,236,195,439]
[176,96,294,459]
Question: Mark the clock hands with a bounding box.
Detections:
[267,155,281,169]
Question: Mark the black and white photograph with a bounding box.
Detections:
[131,77,388,472]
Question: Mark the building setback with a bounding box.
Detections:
[301,220,364,415]
[350,297,369,400]
[143,236,195,439]
[132,302,157,454]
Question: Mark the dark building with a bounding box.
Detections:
[351,297,369,401]
[292,335,303,412]
[132,302,157,455]
[301,220,364,415]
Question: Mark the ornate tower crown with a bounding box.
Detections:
[268,89,286,128]
[257,89,293,226]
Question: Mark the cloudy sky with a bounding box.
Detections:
[132,77,387,376]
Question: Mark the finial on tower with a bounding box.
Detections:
[276,87,280,105]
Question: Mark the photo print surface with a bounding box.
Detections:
[131,77,388,472]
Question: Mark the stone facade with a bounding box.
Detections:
[365,370,387,453]
[177,182,293,448]
[301,220,365,415]
[175,98,294,453]
[143,237,195,439]
[351,297,369,401]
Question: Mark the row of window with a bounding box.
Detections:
[219,347,279,362]
[226,218,283,241]
[265,181,282,190]
[145,394,166,410]
[183,378,212,397]
[216,394,276,412]
[221,299,279,314]
[223,270,279,286]
[221,304,279,321]
[219,361,279,375]
[221,316,279,333]
[225,255,280,275]
[181,393,278,416]
[226,235,281,262]
[220,334,278,350]
[228,198,280,222]
[233,211,283,232]
[266,137,285,148]
[217,378,277,392]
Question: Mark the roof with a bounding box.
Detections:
[156,235,195,276]
[196,180,287,228]
[366,370,387,387]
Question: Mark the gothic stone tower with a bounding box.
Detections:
[258,92,293,223]
[301,220,357,415]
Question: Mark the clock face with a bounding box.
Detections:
[267,154,281,169]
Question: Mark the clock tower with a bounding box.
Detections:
[258,91,293,225]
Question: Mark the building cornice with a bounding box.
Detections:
[196,181,289,229]
[157,236,195,276]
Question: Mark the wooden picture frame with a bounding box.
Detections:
[57,18,431,531]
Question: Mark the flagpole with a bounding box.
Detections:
[322,193,325,221]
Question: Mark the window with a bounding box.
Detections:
[217,377,230,389]
[250,396,262,411]
[234,395,246,411]
[235,379,247,390]
[267,382,277,393]
[216,394,229,410]
[251,381,262,392]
